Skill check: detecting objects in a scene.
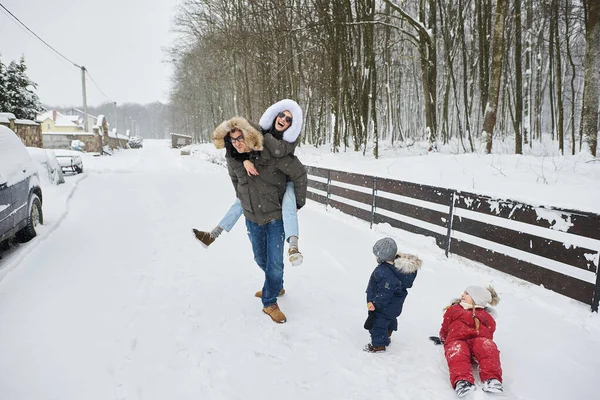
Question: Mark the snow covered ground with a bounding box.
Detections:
[0,139,599,400]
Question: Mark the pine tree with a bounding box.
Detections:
[0,56,8,112]
[5,56,43,119]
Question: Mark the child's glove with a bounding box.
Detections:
[429,336,444,345]
[364,310,376,330]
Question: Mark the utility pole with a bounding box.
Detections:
[114,101,118,133]
[81,66,89,132]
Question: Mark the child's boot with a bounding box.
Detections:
[363,343,386,353]
[454,380,476,397]
[288,247,303,266]
[482,379,503,393]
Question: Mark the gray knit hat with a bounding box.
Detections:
[373,237,398,262]
[465,286,492,306]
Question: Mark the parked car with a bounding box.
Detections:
[0,126,44,245]
[54,152,84,174]
[27,147,65,185]
[128,136,143,149]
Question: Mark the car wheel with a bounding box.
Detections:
[16,194,43,242]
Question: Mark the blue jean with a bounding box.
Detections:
[219,182,299,241]
[245,219,285,307]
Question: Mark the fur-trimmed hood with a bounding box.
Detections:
[213,117,263,151]
[259,99,303,143]
[392,252,422,274]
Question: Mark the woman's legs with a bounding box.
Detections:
[282,181,299,242]
[217,198,244,232]
[193,199,244,247]
[282,182,303,265]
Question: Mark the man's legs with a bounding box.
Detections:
[245,219,267,274]
[262,219,285,307]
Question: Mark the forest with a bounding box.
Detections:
[168,0,599,157]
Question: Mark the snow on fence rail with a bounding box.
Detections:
[306,165,600,312]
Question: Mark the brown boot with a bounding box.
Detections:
[255,288,286,298]
[263,303,286,323]
[363,343,386,353]
[288,247,303,266]
[192,229,215,248]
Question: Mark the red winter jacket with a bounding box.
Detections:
[439,303,496,343]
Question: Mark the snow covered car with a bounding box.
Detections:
[55,153,83,174]
[0,125,44,244]
[128,136,143,149]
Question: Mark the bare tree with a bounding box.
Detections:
[482,0,508,153]
[580,0,600,156]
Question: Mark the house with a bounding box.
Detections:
[36,110,82,133]
[0,112,42,147]
[36,109,103,152]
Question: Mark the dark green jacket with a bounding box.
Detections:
[222,123,307,226]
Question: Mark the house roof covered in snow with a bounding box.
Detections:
[15,119,39,126]
[36,110,80,128]
[0,112,16,120]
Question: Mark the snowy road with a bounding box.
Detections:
[0,140,599,400]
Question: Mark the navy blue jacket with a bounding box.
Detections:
[366,253,421,319]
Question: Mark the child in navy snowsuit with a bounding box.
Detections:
[363,237,422,353]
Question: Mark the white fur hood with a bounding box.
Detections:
[393,252,422,274]
[259,99,303,143]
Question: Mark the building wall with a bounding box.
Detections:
[0,120,43,147]
[42,133,101,152]
[16,124,43,147]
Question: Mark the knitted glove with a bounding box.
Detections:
[364,310,376,330]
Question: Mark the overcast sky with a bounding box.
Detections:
[0,0,181,107]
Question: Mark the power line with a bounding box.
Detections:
[0,2,80,68]
[0,2,115,104]
[86,70,112,103]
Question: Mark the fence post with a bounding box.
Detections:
[370,177,377,229]
[592,269,600,312]
[326,170,331,209]
[445,191,456,257]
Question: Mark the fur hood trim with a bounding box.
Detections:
[213,117,263,151]
[393,252,422,273]
[259,99,303,143]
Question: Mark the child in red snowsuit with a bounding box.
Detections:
[439,286,503,397]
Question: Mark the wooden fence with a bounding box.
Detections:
[306,165,600,312]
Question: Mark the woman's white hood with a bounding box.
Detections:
[259,99,303,143]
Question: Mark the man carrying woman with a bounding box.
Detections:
[205,111,307,323]
[194,99,305,265]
